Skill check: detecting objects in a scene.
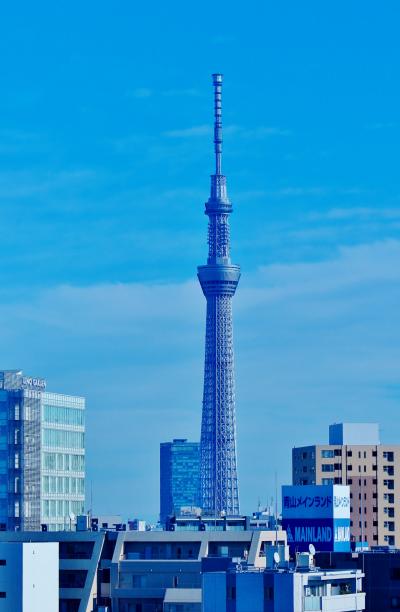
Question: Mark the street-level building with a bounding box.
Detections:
[0,370,85,531]
[292,423,400,547]
[160,439,200,525]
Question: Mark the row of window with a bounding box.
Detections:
[42,452,84,472]
[43,404,84,427]
[320,463,394,474]
[42,429,84,450]
[309,449,396,461]
[42,476,85,495]
[42,499,84,518]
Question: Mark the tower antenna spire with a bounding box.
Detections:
[212,73,223,175]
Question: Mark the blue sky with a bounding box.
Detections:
[0,1,400,520]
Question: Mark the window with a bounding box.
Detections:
[384,452,394,461]
[391,568,400,581]
[347,451,353,457]
[302,452,308,459]
[43,405,84,427]
[43,429,84,450]
[321,450,334,458]
[384,480,395,490]
[322,478,334,485]
[59,570,87,588]
[264,586,274,600]
[334,449,342,456]
[348,465,353,471]
[348,478,353,484]
[334,463,342,470]
[0,560,5,566]
[0,593,5,599]
[322,464,334,472]
[384,466,395,476]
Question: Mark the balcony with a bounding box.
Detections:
[304,593,365,611]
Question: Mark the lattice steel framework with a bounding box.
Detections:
[198,74,240,516]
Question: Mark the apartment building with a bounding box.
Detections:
[110,529,287,612]
[292,423,400,547]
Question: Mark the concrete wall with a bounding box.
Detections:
[202,572,226,612]
[236,572,263,612]
[22,543,58,612]
[0,542,58,612]
[0,543,22,611]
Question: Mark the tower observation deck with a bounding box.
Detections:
[198,74,240,516]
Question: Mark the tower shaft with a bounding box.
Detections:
[198,74,240,516]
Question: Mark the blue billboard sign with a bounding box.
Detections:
[282,485,350,520]
[282,484,351,553]
[282,518,350,553]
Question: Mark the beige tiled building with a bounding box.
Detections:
[292,423,400,547]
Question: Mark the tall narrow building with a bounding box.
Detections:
[198,74,240,516]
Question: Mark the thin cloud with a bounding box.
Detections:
[365,122,398,130]
[127,87,153,99]
[163,124,290,139]
[312,207,400,221]
[163,124,211,138]
[162,88,200,97]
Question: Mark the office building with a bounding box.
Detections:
[0,541,58,612]
[160,439,200,524]
[292,422,400,547]
[197,74,240,516]
[202,551,365,612]
[0,369,85,531]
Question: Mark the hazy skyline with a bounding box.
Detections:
[0,1,399,520]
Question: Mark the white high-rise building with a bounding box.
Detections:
[0,370,85,531]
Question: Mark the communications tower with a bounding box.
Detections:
[198,74,240,516]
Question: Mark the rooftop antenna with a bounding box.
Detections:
[212,73,223,175]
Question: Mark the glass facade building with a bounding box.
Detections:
[160,439,200,525]
[0,370,85,531]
